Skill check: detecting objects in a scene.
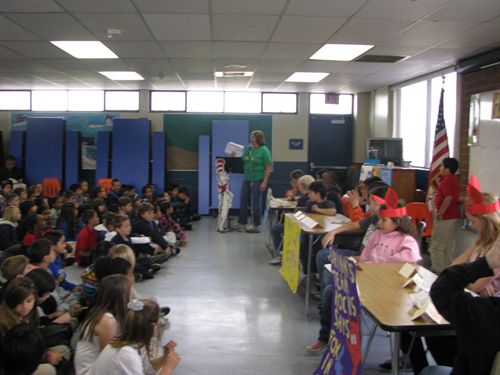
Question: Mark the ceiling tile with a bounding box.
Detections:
[212,0,286,15]
[297,60,346,73]
[213,42,266,58]
[214,58,258,71]
[367,45,427,58]
[183,79,216,90]
[160,41,212,58]
[355,0,449,21]
[168,58,213,72]
[144,14,211,40]
[0,45,24,58]
[80,59,131,71]
[252,72,290,82]
[213,15,279,41]
[6,13,94,40]
[0,0,63,12]
[386,20,480,47]
[0,59,58,72]
[74,13,154,41]
[257,59,303,72]
[104,41,164,58]
[247,81,281,91]
[0,15,39,40]
[261,42,322,60]
[328,18,413,45]
[286,0,365,17]
[57,0,136,12]
[425,0,500,22]
[272,16,346,43]
[0,41,71,58]
[436,22,500,49]
[133,0,209,13]
[35,59,87,70]
[122,58,174,76]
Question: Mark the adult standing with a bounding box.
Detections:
[237,130,272,233]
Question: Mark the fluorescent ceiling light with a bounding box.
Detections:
[285,72,329,83]
[51,41,118,59]
[310,44,374,61]
[99,71,144,81]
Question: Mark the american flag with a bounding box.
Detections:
[428,88,450,188]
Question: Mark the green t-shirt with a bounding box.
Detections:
[242,145,272,181]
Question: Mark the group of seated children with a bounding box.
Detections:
[0,175,198,374]
[279,161,499,375]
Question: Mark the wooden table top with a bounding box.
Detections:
[269,197,297,209]
[356,263,450,332]
[285,212,350,234]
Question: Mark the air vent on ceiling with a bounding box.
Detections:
[354,55,406,63]
[214,71,253,78]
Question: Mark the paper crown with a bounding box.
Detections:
[372,188,407,218]
[465,175,500,215]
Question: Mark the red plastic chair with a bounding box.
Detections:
[98,178,113,194]
[42,178,62,199]
[406,202,433,238]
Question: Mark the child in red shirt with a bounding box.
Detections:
[75,209,99,267]
[429,157,461,273]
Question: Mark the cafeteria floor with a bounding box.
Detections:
[68,216,421,374]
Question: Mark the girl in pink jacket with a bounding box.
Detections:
[359,188,422,264]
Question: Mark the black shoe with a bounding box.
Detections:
[191,214,201,221]
[63,257,76,267]
[150,263,162,273]
[378,359,412,372]
[134,273,143,282]
[151,254,169,264]
[160,306,171,317]
[183,223,193,231]
[142,271,155,280]
[173,247,181,256]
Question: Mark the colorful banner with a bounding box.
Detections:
[279,215,301,293]
[11,112,118,170]
[314,252,362,375]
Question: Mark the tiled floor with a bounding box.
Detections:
[67,216,411,375]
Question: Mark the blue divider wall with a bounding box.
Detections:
[96,132,111,181]
[152,132,166,192]
[9,131,25,169]
[197,135,210,215]
[211,120,249,209]
[65,131,80,188]
[26,117,64,184]
[112,118,150,190]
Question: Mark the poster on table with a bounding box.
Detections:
[279,215,301,293]
[313,252,361,375]
[11,112,118,169]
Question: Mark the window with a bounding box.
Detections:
[105,91,139,111]
[68,90,104,111]
[187,91,224,113]
[309,93,353,114]
[262,93,297,113]
[150,91,186,112]
[0,91,31,110]
[32,90,68,111]
[395,71,457,167]
[224,92,261,113]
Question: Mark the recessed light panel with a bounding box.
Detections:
[51,41,118,59]
[310,44,374,61]
[285,72,329,83]
[99,71,144,81]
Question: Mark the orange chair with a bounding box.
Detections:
[98,178,113,194]
[406,202,433,238]
[42,178,62,199]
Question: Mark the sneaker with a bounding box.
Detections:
[245,224,260,233]
[134,273,143,282]
[160,306,171,317]
[306,340,327,352]
[150,263,162,273]
[269,255,282,265]
[378,358,413,372]
[230,222,245,231]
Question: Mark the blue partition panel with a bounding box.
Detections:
[211,120,249,209]
[96,132,111,181]
[152,132,166,192]
[9,131,25,169]
[65,131,80,188]
[112,118,150,190]
[26,117,64,184]
[198,135,210,215]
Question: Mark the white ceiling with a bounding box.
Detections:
[0,0,499,92]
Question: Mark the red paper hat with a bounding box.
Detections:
[376,188,407,218]
[466,175,500,215]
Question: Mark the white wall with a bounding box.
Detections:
[354,92,371,162]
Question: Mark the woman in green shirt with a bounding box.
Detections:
[238,130,272,233]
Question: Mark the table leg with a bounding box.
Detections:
[266,209,275,256]
[391,332,401,375]
[305,234,313,314]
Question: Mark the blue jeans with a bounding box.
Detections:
[271,223,284,252]
[419,366,452,375]
[239,180,264,226]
